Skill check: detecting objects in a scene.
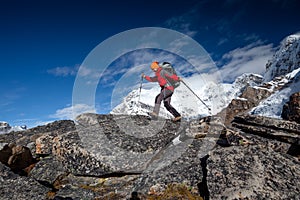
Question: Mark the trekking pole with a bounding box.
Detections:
[138,75,143,103]
[132,75,144,116]
[181,79,212,112]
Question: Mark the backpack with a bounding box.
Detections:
[160,62,180,88]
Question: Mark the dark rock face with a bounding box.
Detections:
[218,86,273,126]
[282,92,300,123]
[74,114,186,173]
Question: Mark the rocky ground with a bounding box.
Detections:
[0,111,299,200]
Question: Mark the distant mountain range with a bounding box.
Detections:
[0,121,27,134]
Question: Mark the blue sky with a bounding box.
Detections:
[1,0,299,128]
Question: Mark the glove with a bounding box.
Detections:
[141,73,146,78]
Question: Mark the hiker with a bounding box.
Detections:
[142,61,182,122]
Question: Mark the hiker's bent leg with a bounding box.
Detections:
[164,98,181,117]
[163,90,181,118]
[153,92,163,115]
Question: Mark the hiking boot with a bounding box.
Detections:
[172,116,182,122]
[148,112,158,120]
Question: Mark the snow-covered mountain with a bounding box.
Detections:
[250,33,300,118]
[111,32,300,120]
[0,121,27,134]
[264,33,300,82]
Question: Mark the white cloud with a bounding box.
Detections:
[50,104,96,120]
[47,65,79,76]
[217,38,229,46]
[77,65,104,79]
[214,42,276,82]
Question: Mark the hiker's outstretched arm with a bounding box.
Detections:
[143,74,158,82]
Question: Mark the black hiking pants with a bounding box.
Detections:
[153,88,181,118]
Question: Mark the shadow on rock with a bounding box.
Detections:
[198,155,210,200]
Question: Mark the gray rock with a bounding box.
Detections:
[35,134,55,155]
[133,138,209,194]
[233,114,300,144]
[74,114,183,173]
[207,144,300,200]
[29,156,67,186]
[54,185,96,200]
[52,130,111,176]
[0,162,49,200]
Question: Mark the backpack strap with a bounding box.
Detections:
[160,68,174,88]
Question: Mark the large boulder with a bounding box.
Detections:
[74,113,184,173]
[29,156,67,188]
[0,143,36,175]
[282,92,300,123]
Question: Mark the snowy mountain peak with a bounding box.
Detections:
[232,73,263,92]
[0,121,27,134]
[264,33,300,82]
